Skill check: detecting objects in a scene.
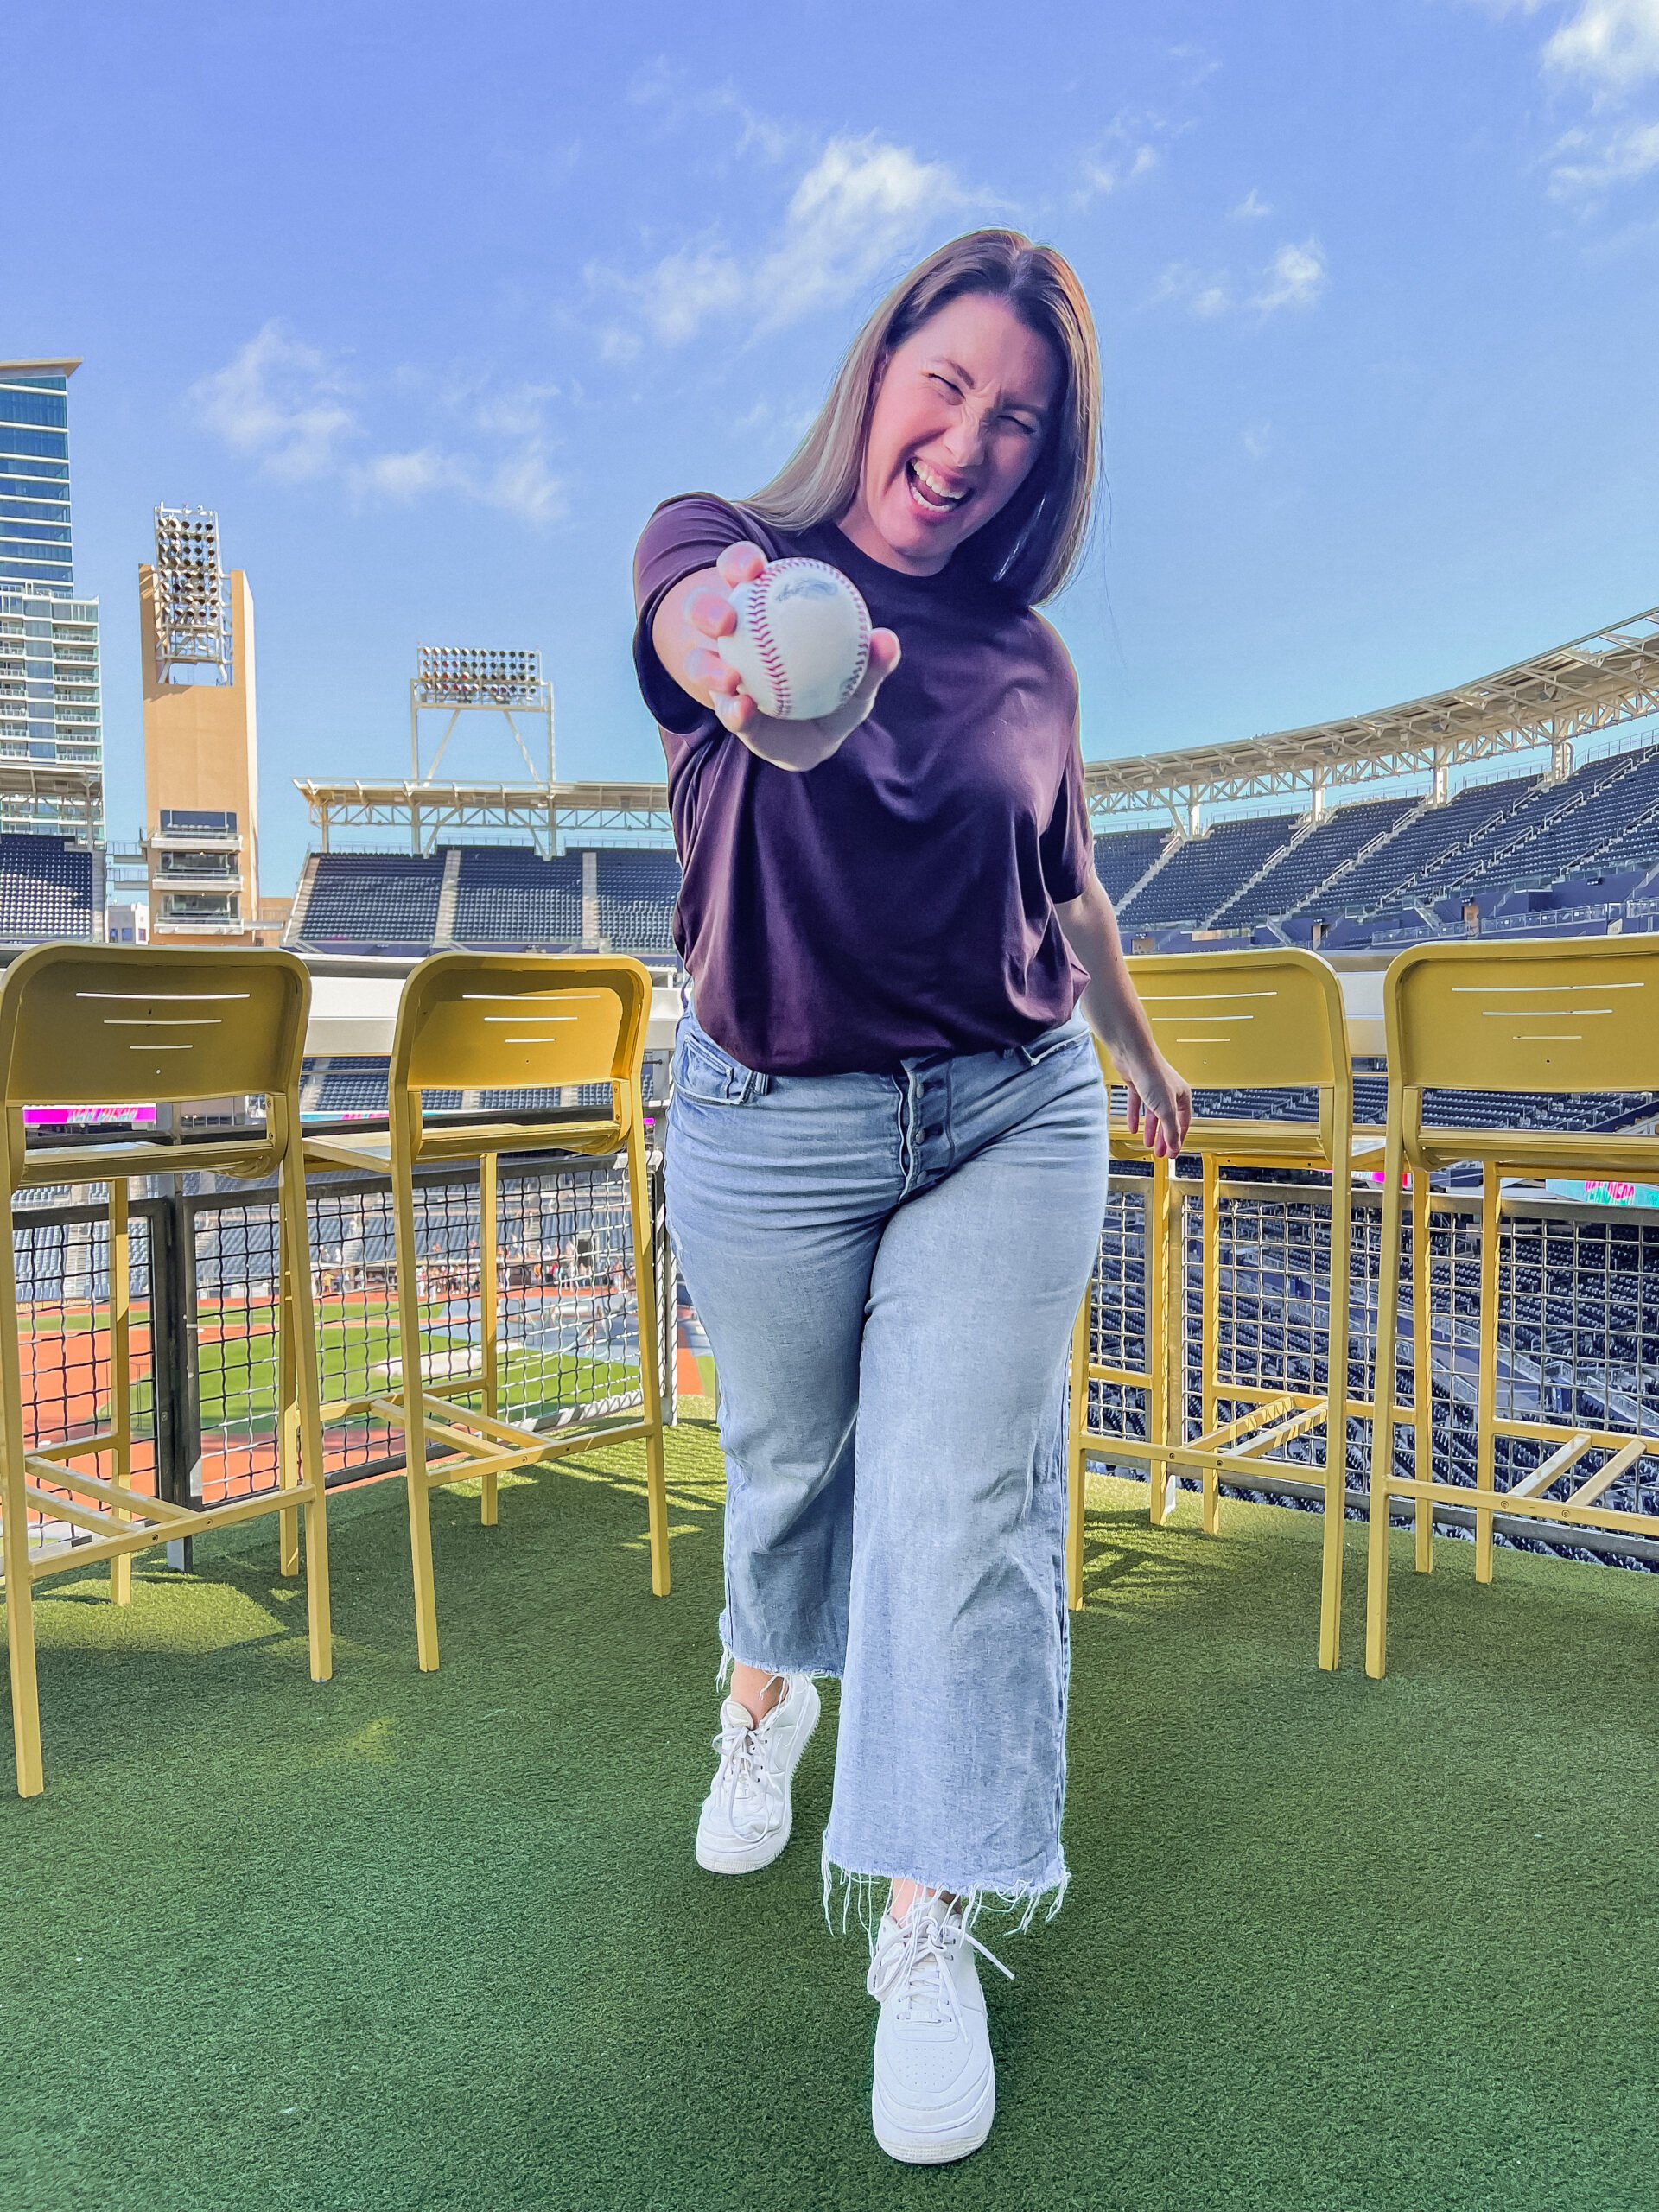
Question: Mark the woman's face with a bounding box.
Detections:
[839,292,1061,578]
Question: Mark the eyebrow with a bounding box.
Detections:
[933,357,1050,423]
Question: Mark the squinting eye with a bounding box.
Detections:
[928,374,959,393]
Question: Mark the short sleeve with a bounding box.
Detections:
[1039,661,1092,906]
[631,493,760,737]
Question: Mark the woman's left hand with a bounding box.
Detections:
[1119,1047,1192,1159]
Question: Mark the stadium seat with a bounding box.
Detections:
[302,952,670,1669]
[1068,948,1370,1669]
[0,946,331,1796]
[1364,939,1659,1678]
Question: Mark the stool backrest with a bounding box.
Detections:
[0,944,310,1110]
[391,952,651,1138]
[1385,938,1659,1097]
[1118,946,1350,1103]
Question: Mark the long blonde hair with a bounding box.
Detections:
[741,228,1102,608]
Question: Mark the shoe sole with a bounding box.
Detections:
[872,2079,995,2165]
[695,1680,820,1876]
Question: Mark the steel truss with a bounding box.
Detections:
[296,601,1659,846]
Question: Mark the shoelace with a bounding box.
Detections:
[709,1712,780,1840]
[867,1904,1014,2027]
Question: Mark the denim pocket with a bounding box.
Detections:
[671,1019,772,1106]
[1015,1014,1092,1070]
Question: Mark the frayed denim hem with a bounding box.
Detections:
[819,1836,1071,1951]
[714,1643,844,1693]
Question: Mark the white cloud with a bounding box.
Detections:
[588,134,970,349]
[1544,0,1659,87]
[1076,143,1159,201]
[191,329,567,524]
[1229,188,1272,219]
[1549,112,1659,187]
[190,324,357,482]
[1242,421,1274,459]
[1152,238,1326,320]
[626,58,796,161]
[1252,238,1328,312]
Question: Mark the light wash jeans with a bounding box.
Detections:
[664,1001,1110,1929]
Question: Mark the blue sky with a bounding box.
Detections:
[7,0,1659,891]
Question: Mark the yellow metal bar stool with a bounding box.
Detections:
[302,950,671,1672]
[1068,948,1371,1669]
[0,944,329,1797]
[1365,939,1659,1678]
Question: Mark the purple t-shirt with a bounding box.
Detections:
[632,493,1093,1077]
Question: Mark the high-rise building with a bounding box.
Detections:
[140,505,270,943]
[0,359,104,841]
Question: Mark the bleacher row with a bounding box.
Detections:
[1100,736,1659,938]
[295,845,681,957]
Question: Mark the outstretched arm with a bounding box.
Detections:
[1054,873,1192,1158]
[651,540,900,773]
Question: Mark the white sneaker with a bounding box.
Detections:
[868,1895,1014,2165]
[695,1674,821,1875]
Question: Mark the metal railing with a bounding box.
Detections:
[17,1118,677,1562]
[1080,1163,1659,1567]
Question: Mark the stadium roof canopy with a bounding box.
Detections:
[296,600,1659,848]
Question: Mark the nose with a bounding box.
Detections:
[940,410,990,473]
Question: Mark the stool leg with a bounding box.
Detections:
[0,1183,45,1795]
[1319,1144,1353,1674]
[479,1154,499,1530]
[109,1181,134,1606]
[1200,1156,1222,1537]
[626,1124,671,1598]
[281,1159,331,1681]
[1065,1278,1091,1612]
[1475,1164,1501,1585]
[1365,1118,1407,1680]
[276,1279,300,1580]
[1411,1177,1434,1576]
[394,1170,441,1669]
[1148,1160,1176,1528]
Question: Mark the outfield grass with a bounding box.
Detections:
[2,1426,1655,2209]
[50,1295,641,1437]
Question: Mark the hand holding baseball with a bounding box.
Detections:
[683,542,902,772]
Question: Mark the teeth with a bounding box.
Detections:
[909,461,964,507]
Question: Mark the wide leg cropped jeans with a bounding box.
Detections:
[665,1002,1110,1924]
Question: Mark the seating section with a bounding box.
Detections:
[301,1057,461,1116]
[1118,814,1299,929]
[597,847,681,955]
[1454,744,1659,895]
[0,835,94,944]
[1093,827,1170,903]
[301,854,445,948]
[1183,1081,1656,1132]
[1322,776,1536,916]
[453,847,582,946]
[1218,797,1420,925]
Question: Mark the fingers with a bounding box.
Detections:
[1124,1079,1143,1138]
[716,541,767,588]
[687,586,737,640]
[686,645,741,696]
[867,627,902,682]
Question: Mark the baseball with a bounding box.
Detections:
[717,557,872,721]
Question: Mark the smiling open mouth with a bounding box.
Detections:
[906,460,969,513]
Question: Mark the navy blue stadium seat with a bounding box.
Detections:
[452,846,582,947]
[0,835,94,945]
[596,847,681,956]
[301,853,444,949]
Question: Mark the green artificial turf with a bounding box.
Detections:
[2,1422,1656,2211]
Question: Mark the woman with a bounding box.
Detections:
[631,228,1190,2166]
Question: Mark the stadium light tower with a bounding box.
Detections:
[410,644,554,786]
[149,506,234,683]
